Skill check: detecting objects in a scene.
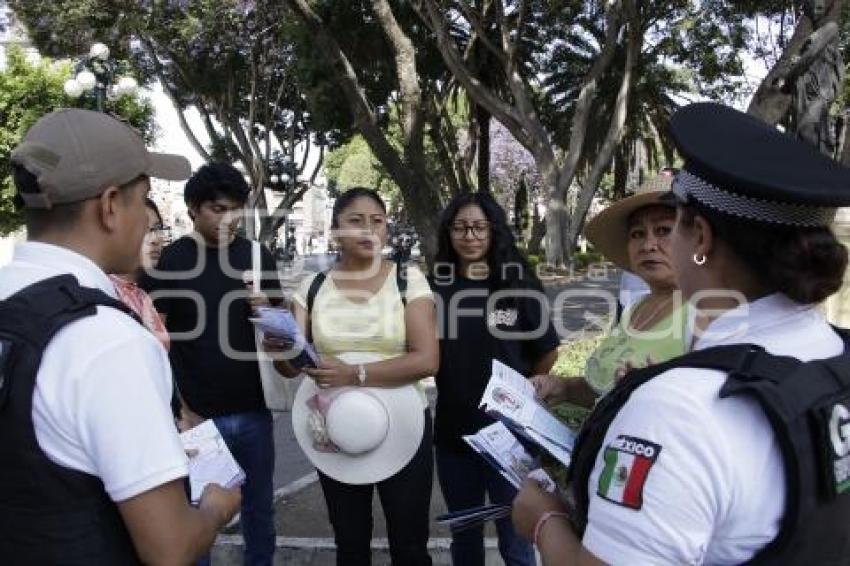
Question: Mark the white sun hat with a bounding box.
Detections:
[291,351,425,484]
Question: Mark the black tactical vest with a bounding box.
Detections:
[0,275,142,565]
[569,338,850,565]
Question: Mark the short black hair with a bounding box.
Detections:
[15,164,147,237]
[184,162,251,211]
[14,163,86,237]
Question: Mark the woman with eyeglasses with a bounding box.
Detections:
[430,192,560,566]
[109,197,170,350]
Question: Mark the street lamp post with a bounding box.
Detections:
[267,152,297,262]
[63,42,138,112]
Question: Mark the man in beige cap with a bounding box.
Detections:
[0,109,240,564]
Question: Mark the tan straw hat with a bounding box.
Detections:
[292,352,425,485]
[584,171,676,270]
[11,108,190,209]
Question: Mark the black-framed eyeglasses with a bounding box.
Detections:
[147,224,168,235]
[450,222,490,240]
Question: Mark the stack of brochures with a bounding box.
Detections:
[435,422,556,532]
[180,420,246,503]
[249,306,319,369]
[479,359,575,466]
[463,421,555,490]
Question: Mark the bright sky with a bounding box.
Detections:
[144,81,208,170]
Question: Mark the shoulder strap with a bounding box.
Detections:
[0,275,137,411]
[2,274,135,322]
[306,271,328,317]
[304,264,409,342]
[396,261,407,307]
[305,271,327,343]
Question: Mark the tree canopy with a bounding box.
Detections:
[10,0,849,263]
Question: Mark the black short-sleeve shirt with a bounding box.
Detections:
[140,235,281,417]
[431,275,560,452]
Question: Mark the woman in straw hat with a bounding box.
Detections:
[271,187,438,566]
[532,170,687,409]
[512,102,850,564]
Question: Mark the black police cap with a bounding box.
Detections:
[668,102,850,226]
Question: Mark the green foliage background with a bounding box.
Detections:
[0,47,154,235]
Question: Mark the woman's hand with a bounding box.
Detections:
[512,478,567,541]
[531,374,570,405]
[304,357,358,389]
[614,355,656,383]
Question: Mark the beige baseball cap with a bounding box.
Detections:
[11,108,190,209]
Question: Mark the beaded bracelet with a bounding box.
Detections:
[533,510,570,547]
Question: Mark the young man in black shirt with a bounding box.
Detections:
[142,163,280,565]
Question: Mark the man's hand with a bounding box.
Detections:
[247,291,271,314]
[176,404,205,433]
[304,358,357,389]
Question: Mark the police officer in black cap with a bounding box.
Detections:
[512,102,850,565]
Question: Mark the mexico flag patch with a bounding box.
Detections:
[597,435,661,510]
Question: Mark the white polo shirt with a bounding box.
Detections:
[0,242,188,502]
[582,293,843,565]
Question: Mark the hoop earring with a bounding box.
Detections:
[693,253,707,266]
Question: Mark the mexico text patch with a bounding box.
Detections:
[597,435,661,510]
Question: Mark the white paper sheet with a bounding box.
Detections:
[479,359,576,466]
[180,420,245,503]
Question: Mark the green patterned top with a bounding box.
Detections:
[583,298,688,396]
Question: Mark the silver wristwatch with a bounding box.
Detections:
[356,363,367,386]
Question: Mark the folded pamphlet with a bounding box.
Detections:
[464,421,557,491]
[180,420,245,503]
[443,423,556,532]
[250,306,319,369]
[479,360,576,466]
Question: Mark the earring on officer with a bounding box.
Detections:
[693,253,707,266]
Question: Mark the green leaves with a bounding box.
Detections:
[0,46,154,235]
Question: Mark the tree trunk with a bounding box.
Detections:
[476,104,491,192]
[613,148,628,200]
[528,205,546,256]
[411,0,626,269]
[287,0,444,265]
[563,0,639,260]
[747,0,843,125]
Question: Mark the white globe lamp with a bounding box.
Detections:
[89,42,110,60]
[63,78,83,98]
[116,76,138,96]
[76,70,97,91]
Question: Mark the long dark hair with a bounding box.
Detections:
[435,192,542,291]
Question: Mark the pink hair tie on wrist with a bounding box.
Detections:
[533,510,569,547]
